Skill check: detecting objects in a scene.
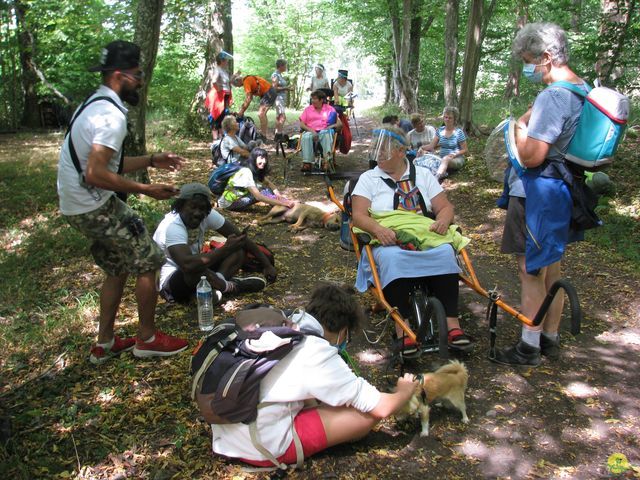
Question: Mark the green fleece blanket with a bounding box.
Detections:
[353,209,471,252]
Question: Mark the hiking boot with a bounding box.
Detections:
[229,276,267,294]
[132,331,188,358]
[492,339,541,367]
[301,163,313,172]
[540,335,560,360]
[89,335,135,365]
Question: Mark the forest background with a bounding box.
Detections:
[1,0,639,479]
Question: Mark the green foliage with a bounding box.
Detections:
[236,0,338,108]
[148,42,201,118]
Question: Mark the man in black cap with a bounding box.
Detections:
[57,40,188,365]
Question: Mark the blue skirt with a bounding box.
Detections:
[355,244,460,292]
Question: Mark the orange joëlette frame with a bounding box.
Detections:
[324,180,535,342]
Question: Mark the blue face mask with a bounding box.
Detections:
[522,63,544,83]
[333,330,349,353]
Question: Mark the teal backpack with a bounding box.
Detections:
[551,81,630,168]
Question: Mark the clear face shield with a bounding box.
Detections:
[368,128,408,166]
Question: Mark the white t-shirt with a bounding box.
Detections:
[310,76,330,91]
[211,312,381,461]
[352,161,442,212]
[57,85,128,215]
[408,126,436,149]
[153,210,226,289]
[221,135,248,163]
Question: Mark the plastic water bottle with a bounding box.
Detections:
[196,276,214,331]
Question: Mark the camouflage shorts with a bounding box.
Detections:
[65,195,165,276]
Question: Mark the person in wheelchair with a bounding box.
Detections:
[299,89,342,172]
[332,69,354,114]
[351,126,473,356]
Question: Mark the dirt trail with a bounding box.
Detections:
[154,114,640,479]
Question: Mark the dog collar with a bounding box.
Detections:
[321,211,334,225]
[416,373,427,402]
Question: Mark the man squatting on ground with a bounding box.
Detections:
[57,40,188,364]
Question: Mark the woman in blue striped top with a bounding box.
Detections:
[423,106,468,179]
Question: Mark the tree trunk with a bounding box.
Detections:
[443,0,459,107]
[189,0,226,133]
[125,0,164,185]
[388,0,419,113]
[458,0,496,134]
[222,0,233,74]
[1,4,21,130]
[384,64,392,105]
[13,0,40,128]
[570,0,583,32]
[503,3,528,100]
[595,0,636,86]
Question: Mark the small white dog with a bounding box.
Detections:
[398,360,469,437]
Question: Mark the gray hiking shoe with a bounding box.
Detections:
[491,339,541,367]
[540,335,560,360]
[229,276,267,294]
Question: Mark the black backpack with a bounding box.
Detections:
[238,116,258,145]
[190,309,307,425]
[210,139,231,167]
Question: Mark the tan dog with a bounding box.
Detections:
[258,203,340,232]
[398,360,469,437]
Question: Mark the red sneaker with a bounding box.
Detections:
[394,336,419,357]
[89,335,135,365]
[133,330,188,358]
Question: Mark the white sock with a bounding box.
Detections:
[215,272,232,293]
[97,338,115,350]
[542,331,559,342]
[144,334,156,344]
[521,327,541,348]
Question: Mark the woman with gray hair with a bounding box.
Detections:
[494,22,588,367]
[351,125,473,357]
[422,106,468,180]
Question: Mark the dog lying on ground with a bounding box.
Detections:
[258,203,340,232]
[397,360,469,437]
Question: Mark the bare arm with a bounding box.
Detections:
[246,185,293,208]
[217,220,277,282]
[84,145,179,200]
[351,195,397,246]
[428,191,455,235]
[368,373,418,419]
[515,108,550,168]
[423,135,439,152]
[237,91,253,117]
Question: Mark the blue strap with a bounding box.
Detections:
[549,81,592,97]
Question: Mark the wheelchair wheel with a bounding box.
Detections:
[410,287,449,359]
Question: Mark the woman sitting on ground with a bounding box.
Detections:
[210,283,418,468]
[219,115,252,164]
[351,126,473,356]
[218,148,294,211]
[422,106,468,179]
